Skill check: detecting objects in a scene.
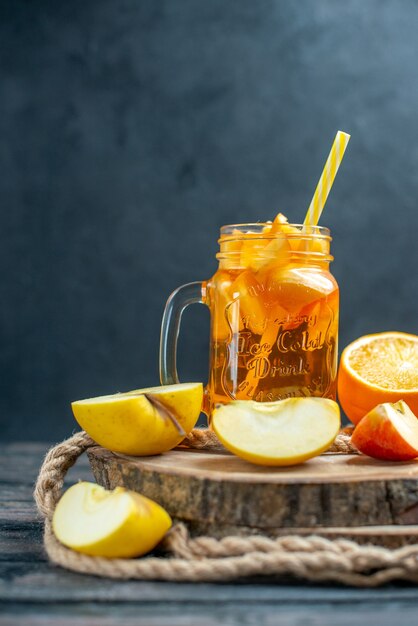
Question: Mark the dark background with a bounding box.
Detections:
[1,0,418,441]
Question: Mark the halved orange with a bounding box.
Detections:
[338,332,418,425]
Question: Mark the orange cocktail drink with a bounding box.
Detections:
[160,131,349,422]
[204,214,339,415]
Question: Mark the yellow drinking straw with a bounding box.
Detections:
[304,130,351,226]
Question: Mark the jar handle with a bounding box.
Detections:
[159,281,205,385]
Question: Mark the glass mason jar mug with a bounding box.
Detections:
[160,222,339,419]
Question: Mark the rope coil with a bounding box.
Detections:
[34,429,418,586]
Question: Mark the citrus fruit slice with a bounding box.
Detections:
[338,332,418,425]
[265,265,338,311]
[52,482,172,557]
[209,270,235,342]
[270,213,305,251]
[230,271,269,335]
[351,400,418,461]
[212,397,340,466]
[72,382,203,455]
[239,214,293,271]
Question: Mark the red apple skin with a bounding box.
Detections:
[351,410,418,462]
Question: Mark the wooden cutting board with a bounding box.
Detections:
[88,446,418,545]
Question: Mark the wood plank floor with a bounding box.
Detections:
[1,441,418,625]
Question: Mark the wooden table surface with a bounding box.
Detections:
[1,442,418,626]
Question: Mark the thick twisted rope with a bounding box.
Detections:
[34,429,418,586]
[34,430,96,520]
[183,425,357,454]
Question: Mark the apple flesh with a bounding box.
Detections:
[52,481,172,557]
[351,400,418,461]
[212,397,340,466]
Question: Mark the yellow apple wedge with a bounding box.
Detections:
[52,482,172,557]
[71,382,203,456]
[212,397,340,466]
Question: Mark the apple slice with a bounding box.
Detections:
[71,382,203,456]
[52,482,172,557]
[212,397,340,466]
[351,400,418,461]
